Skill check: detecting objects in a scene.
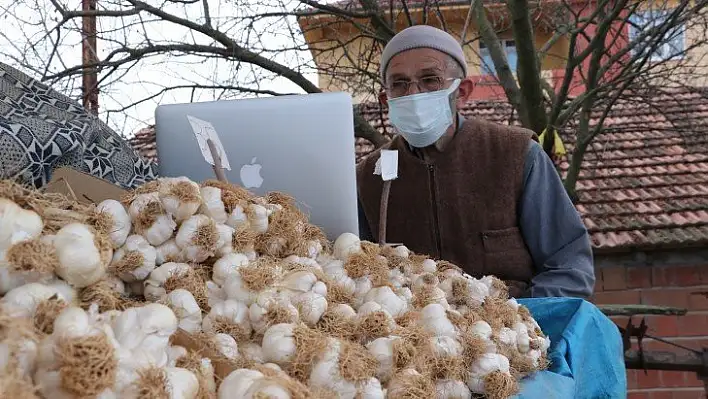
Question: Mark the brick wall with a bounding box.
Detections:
[591,249,708,399]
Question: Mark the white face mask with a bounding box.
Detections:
[387,79,461,148]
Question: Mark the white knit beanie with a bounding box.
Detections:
[380,25,468,81]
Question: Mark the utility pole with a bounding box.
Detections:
[81,0,99,114]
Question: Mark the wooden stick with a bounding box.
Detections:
[207,139,228,183]
[598,304,688,317]
[378,180,392,247]
[624,349,704,372]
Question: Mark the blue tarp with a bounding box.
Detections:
[513,298,627,399]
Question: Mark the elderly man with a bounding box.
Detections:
[356,25,595,299]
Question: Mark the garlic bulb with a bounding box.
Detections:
[111,234,157,282]
[1,282,73,319]
[333,232,361,261]
[471,321,493,340]
[143,262,192,301]
[321,261,356,295]
[291,291,327,326]
[158,176,202,222]
[155,238,184,265]
[366,336,399,383]
[514,322,531,353]
[497,327,518,347]
[429,335,464,358]
[421,259,438,273]
[96,199,131,248]
[330,303,357,319]
[420,303,457,338]
[0,309,39,379]
[364,286,408,318]
[199,186,228,224]
[175,214,223,263]
[207,280,227,307]
[222,273,259,306]
[202,299,252,341]
[243,377,291,398]
[212,253,249,286]
[466,353,512,394]
[0,237,58,294]
[261,323,297,365]
[247,204,269,233]
[212,333,240,360]
[390,245,409,258]
[53,223,112,288]
[165,366,200,398]
[129,192,177,246]
[166,289,202,333]
[389,269,406,288]
[34,306,118,398]
[249,289,299,334]
[240,341,265,364]
[309,338,384,398]
[435,379,471,399]
[0,203,47,294]
[0,199,43,251]
[111,303,178,365]
[281,270,319,294]
[387,369,431,398]
[215,224,235,257]
[218,369,265,398]
[167,345,189,366]
[227,204,249,230]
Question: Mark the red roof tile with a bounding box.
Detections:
[129,88,708,252]
[130,126,157,164]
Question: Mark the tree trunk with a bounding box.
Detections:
[505,0,548,134]
[473,1,526,124]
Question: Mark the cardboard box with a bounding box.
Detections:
[44,167,127,205]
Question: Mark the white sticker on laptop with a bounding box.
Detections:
[374,150,398,181]
[186,115,232,170]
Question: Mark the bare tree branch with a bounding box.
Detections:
[2,0,705,200]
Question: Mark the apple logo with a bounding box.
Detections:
[240,157,264,189]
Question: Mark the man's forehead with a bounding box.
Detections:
[386,48,448,78]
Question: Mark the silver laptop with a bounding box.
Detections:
[154,92,359,240]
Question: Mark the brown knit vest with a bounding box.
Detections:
[357,117,535,296]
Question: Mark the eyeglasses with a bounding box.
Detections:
[386,76,455,98]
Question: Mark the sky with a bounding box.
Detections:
[0,0,320,138]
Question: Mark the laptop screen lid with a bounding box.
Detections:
[154,92,360,240]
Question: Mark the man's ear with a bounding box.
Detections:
[456,77,475,107]
[378,90,388,106]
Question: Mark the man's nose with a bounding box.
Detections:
[407,82,422,95]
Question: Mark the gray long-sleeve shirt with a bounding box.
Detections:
[357,126,595,299]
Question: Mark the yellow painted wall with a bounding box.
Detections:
[683,6,708,86]
[299,0,708,99]
[298,6,569,103]
[628,0,708,87]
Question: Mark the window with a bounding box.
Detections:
[628,9,685,61]
[479,39,517,76]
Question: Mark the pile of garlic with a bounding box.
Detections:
[0,177,550,399]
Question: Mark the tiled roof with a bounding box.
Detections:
[129,88,708,253]
[129,126,157,163]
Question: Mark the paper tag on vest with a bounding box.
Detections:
[374,150,398,181]
[186,115,232,170]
